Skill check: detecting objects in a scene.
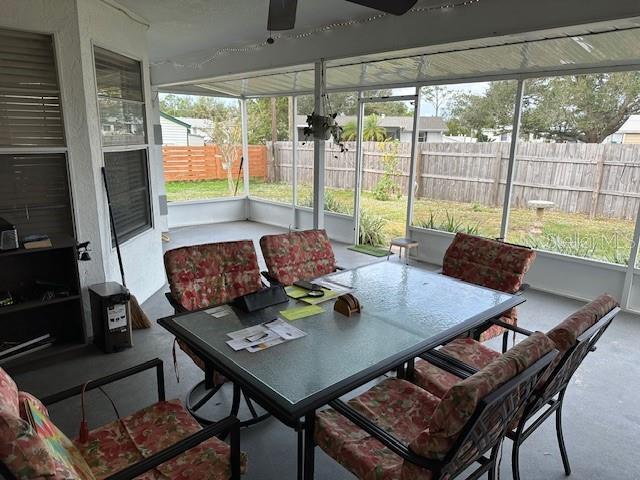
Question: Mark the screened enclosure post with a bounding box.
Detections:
[405,87,421,239]
[241,98,250,198]
[291,95,298,228]
[620,204,640,308]
[500,79,525,240]
[313,59,326,229]
[353,92,364,245]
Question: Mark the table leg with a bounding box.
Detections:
[304,412,316,480]
[297,424,304,480]
[387,243,392,260]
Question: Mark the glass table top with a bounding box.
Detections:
[168,262,519,416]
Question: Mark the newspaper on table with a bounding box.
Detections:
[226,318,306,353]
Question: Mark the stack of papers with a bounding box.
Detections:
[226,319,306,353]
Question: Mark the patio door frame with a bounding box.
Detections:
[353,89,421,245]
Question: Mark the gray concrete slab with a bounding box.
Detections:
[10,222,640,480]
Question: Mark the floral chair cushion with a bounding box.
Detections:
[546,294,618,354]
[75,399,246,480]
[0,367,19,417]
[316,378,440,480]
[413,338,501,398]
[442,233,535,341]
[259,230,336,286]
[164,240,263,311]
[410,332,556,460]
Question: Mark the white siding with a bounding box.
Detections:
[160,116,189,145]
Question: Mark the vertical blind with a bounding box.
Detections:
[0,28,64,147]
[104,150,151,244]
[0,154,73,238]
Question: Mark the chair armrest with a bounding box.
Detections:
[104,416,241,480]
[329,400,441,471]
[421,350,477,378]
[489,318,534,337]
[41,359,165,406]
[165,292,187,314]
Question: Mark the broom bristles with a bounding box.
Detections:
[129,294,152,329]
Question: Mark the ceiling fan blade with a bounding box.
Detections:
[345,0,418,15]
[268,0,298,31]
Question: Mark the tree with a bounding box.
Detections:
[296,90,411,117]
[208,119,241,193]
[448,73,640,143]
[160,94,236,122]
[422,85,453,117]
[341,114,387,141]
[246,97,290,144]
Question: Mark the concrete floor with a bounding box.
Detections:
[10,221,640,479]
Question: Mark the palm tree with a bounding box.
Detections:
[340,115,387,142]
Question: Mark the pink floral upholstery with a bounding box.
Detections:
[0,367,19,417]
[442,233,536,341]
[164,240,263,311]
[76,399,245,480]
[546,294,618,354]
[315,333,555,479]
[260,230,336,285]
[413,338,501,398]
[316,379,440,480]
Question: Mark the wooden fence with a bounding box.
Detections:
[163,145,268,182]
[269,141,640,220]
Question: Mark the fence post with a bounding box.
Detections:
[414,145,424,199]
[493,145,504,207]
[590,145,606,218]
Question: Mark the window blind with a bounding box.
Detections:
[0,153,74,238]
[104,149,151,243]
[0,28,64,147]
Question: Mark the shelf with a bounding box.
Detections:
[1,342,89,373]
[0,295,81,316]
[0,236,76,258]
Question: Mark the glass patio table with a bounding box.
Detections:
[158,261,523,479]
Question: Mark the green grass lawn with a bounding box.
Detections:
[166,179,635,264]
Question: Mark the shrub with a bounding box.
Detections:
[359,210,386,246]
[415,211,479,235]
[373,176,401,201]
[298,190,349,214]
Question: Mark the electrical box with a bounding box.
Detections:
[89,282,132,353]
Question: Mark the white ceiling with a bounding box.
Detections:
[115,0,414,62]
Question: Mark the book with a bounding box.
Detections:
[24,238,52,249]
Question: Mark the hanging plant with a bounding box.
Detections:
[303,112,347,153]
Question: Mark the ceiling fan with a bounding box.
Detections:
[267,0,419,31]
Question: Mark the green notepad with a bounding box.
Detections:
[300,289,339,305]
[285,285,310,299]
[280,304,324,321]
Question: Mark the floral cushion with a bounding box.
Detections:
[18,392,49,420]
[260,230,336,286]
[479,312,516,343]
[0,367,19,417]
[164,240,263,311]
[316,378,440,480]
[75,399,245,480]
[546,294,618,354]
[410,332,556,460]
[442,233,535,341]
[413,338,501,398]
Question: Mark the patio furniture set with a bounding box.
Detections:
[0,231,619,480]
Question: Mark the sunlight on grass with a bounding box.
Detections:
[166,179,635,264]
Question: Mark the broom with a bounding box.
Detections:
[101,167,152,329]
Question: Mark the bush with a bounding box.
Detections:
[299,190,349,214]
[415,211,479,235]
[359,210,386,246]
[373,176,401,201]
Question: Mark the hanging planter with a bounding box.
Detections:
[303,112,347,153]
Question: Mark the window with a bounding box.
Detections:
[94,46,146,146]
[104,150,151,243]
[95,46,151,242]
[0,28,74,239]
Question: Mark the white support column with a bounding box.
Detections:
[405,87,421,239]
[291,95,298,228]
[353,92,365,244]
[621,208,640,308]
[500,79,525,239]
[241,98,250,198]
[313,59,326,229]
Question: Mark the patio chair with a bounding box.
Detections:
[0,359,243,480]
[411,293,619,480]
[164,240,268,426]
[313,332,557,480]
[441,232,536,351]
[259,229,338,286]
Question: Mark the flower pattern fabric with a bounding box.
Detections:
[442,233,536,341]
[164,240,263,311]
[260,229,336,286]
[75,399,245,480]
[0,367,19,417]
[316,378,440,480]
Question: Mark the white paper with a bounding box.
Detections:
[107,303,127,331]
[205,305,232,318]
[267,318,307,340]
[314,279,353,296]
[225,319,306,352]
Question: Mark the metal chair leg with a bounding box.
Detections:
[502,330,509,353]
[488,443,500,480]
[556,393,572,476]
[511,426,523,480]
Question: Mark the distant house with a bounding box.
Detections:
[160,113,205,146]
[608,115,640,144]
[295,115,446,142]
[176,117,214,142]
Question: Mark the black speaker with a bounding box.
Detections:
[89,282,133,353]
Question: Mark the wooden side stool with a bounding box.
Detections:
[388,237,419,264]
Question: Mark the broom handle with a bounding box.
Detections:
[101,167,127,288]
[233,156,244,196]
